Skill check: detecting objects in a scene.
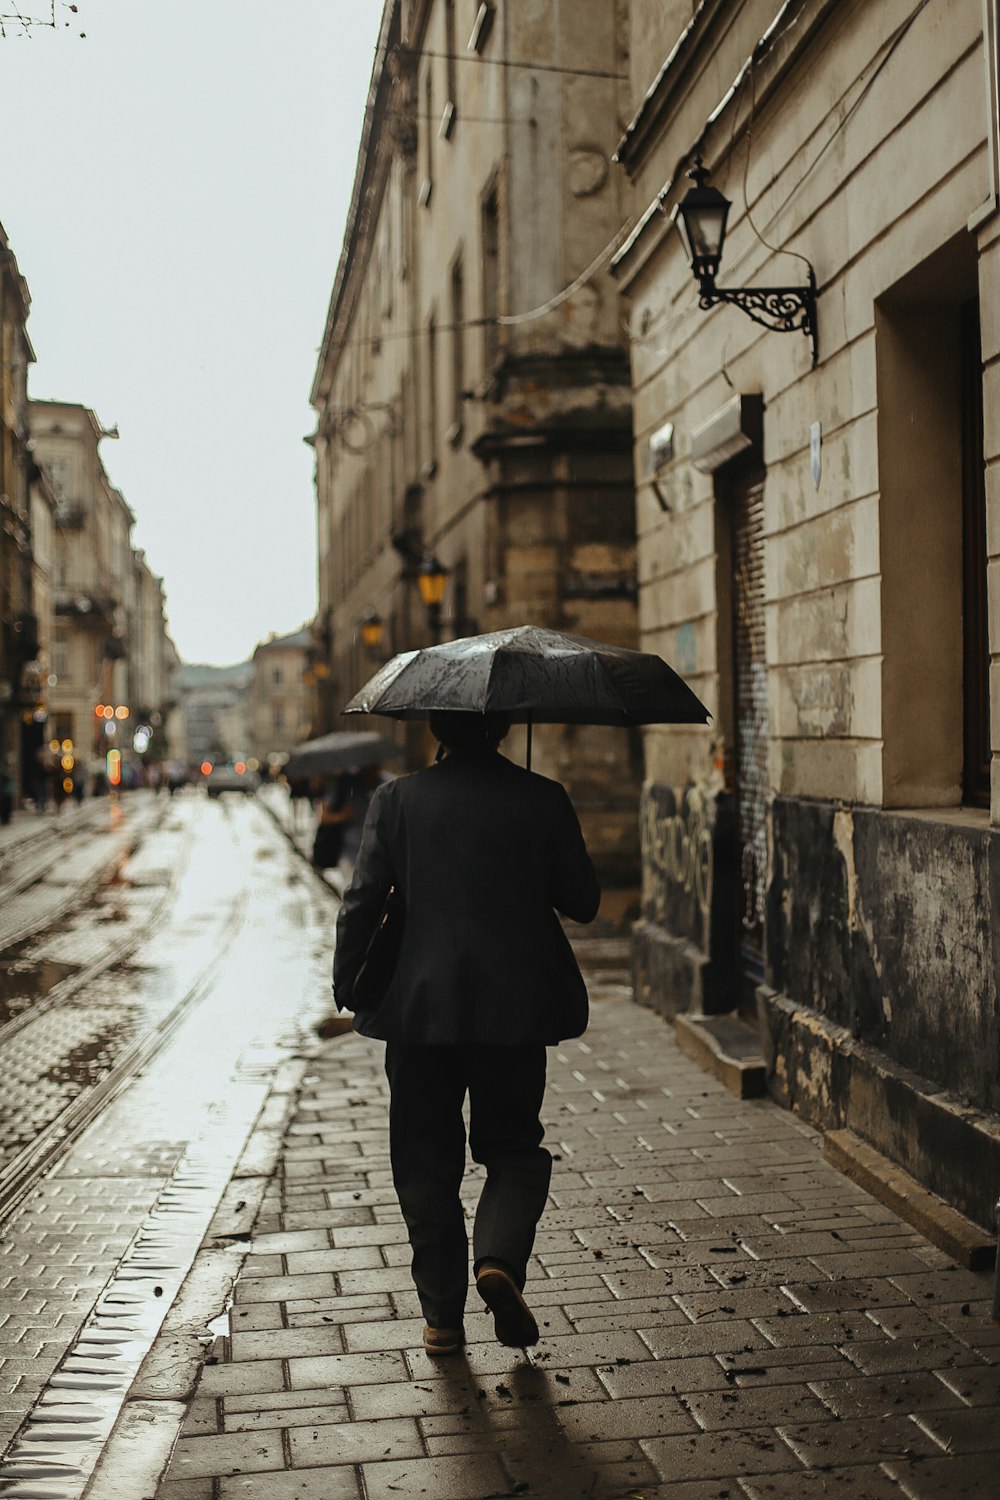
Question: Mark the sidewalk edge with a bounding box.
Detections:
[82,1055,311,1500]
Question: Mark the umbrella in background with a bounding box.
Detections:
[343,625,709,766]
[283,730,402,780]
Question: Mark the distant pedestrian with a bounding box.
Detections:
[288,775,315,831]
[310,774,354,870]
[333,710,600,1358]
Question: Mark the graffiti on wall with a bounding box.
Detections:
[641,783,714,921]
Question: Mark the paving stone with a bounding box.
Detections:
[287,1350,409,1389]
[882,1453,1000,1497]
[158,1480,217,1500]
[199,1359,285,1396]
[597,1355,727,1398]
[808,1371,968,1419]
[169,1429,285,1479]
[236,1272,338,1308]
[739,1468,909,1498]
[361,1452,508,1499]
[225,1401,348,1432]
[341,1317,427,1352]
[229,1326,343,1361]
[289,1415,423,1466]
[912,1404,1000,1453]
[638,1319,772,1359]
[683,1383,831,1430]
[223,1386,346,1416]
[641,1427,803,1481]
[778,1415,941,1467]
[218,1467,361,1498]
[247,1230,332,1254]
[229,1302,285,1332]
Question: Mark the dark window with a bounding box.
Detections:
[450,256,465,438]
[481,187,499,375]
[442,0,457,135]
[426,315,438,468]
[961,298,990,806]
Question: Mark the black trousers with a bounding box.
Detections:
[384,1042,552,1328]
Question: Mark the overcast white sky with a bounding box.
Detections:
[0,0,383,665]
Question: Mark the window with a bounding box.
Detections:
[419,69,433,206]
[449,255,465,442]
[272,664,283,686]
[875,236,982,808]
[468,1,495,53]
[273,705,284,731]
[424,315,438,474]
[960,298,989,805]
[53,626,69,682]
[441,0,457,138]
[481,186,500,377]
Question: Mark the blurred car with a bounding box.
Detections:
[204,760,260,797]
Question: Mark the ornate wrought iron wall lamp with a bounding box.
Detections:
[670,156,818,367]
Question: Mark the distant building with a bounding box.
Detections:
[179,662,253,767]
[251,627,311,769]
[0,223,37,801]
[28,399,176,780]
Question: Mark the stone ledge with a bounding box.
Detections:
[824,1127,997,1272]
[674,1013,767,1099]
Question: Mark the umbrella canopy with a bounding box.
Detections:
[343,626,709,726]
[283,730,402,779]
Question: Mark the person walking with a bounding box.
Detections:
[332,710,600,1358]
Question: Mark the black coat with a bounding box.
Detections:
[332,748,601,1045]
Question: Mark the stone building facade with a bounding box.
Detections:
[0,224,37,802]
[251,626,312,769]
[613,0,1000,1229]
[28,400,176,779]
[310,0,642,909]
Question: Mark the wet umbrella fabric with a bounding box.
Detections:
[343,626,709,726]
[283,731,402,779]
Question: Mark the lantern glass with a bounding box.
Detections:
[671,159,731,281]
[417,556,448,609]
[360,611,383,650]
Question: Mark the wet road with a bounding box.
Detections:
[0,792,337,1495]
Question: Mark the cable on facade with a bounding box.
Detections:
[733,0,935,280]
[384,42,628,84]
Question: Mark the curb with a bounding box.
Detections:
[823,1126,997,1271]
[674,1011,768,1098]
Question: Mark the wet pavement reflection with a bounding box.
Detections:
[0,793,336,1496]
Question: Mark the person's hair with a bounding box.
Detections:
[429,710,511,753]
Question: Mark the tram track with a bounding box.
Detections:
[0,893,247,1231]
[0,795,203,1228]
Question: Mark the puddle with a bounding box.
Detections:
[44,1031,120,1093]
[0,948,80,1027]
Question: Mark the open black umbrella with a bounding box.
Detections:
[283,730,402,780]
[343,625,708,765]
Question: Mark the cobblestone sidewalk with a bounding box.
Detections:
[156,981,999,1500]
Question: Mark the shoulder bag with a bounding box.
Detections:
[353,886,404,1011]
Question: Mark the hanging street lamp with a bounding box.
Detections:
[416,554,448,643]
[671,155,818,366]
[360,609,384,653]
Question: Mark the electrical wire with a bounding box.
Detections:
[727,0,935,283]
[385,42,628,83]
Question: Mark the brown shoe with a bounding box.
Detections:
[422,1324,464,1356]
[476,1262,539,1348]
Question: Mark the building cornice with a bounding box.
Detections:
[310,1,403,410]
[611,0,840,286]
